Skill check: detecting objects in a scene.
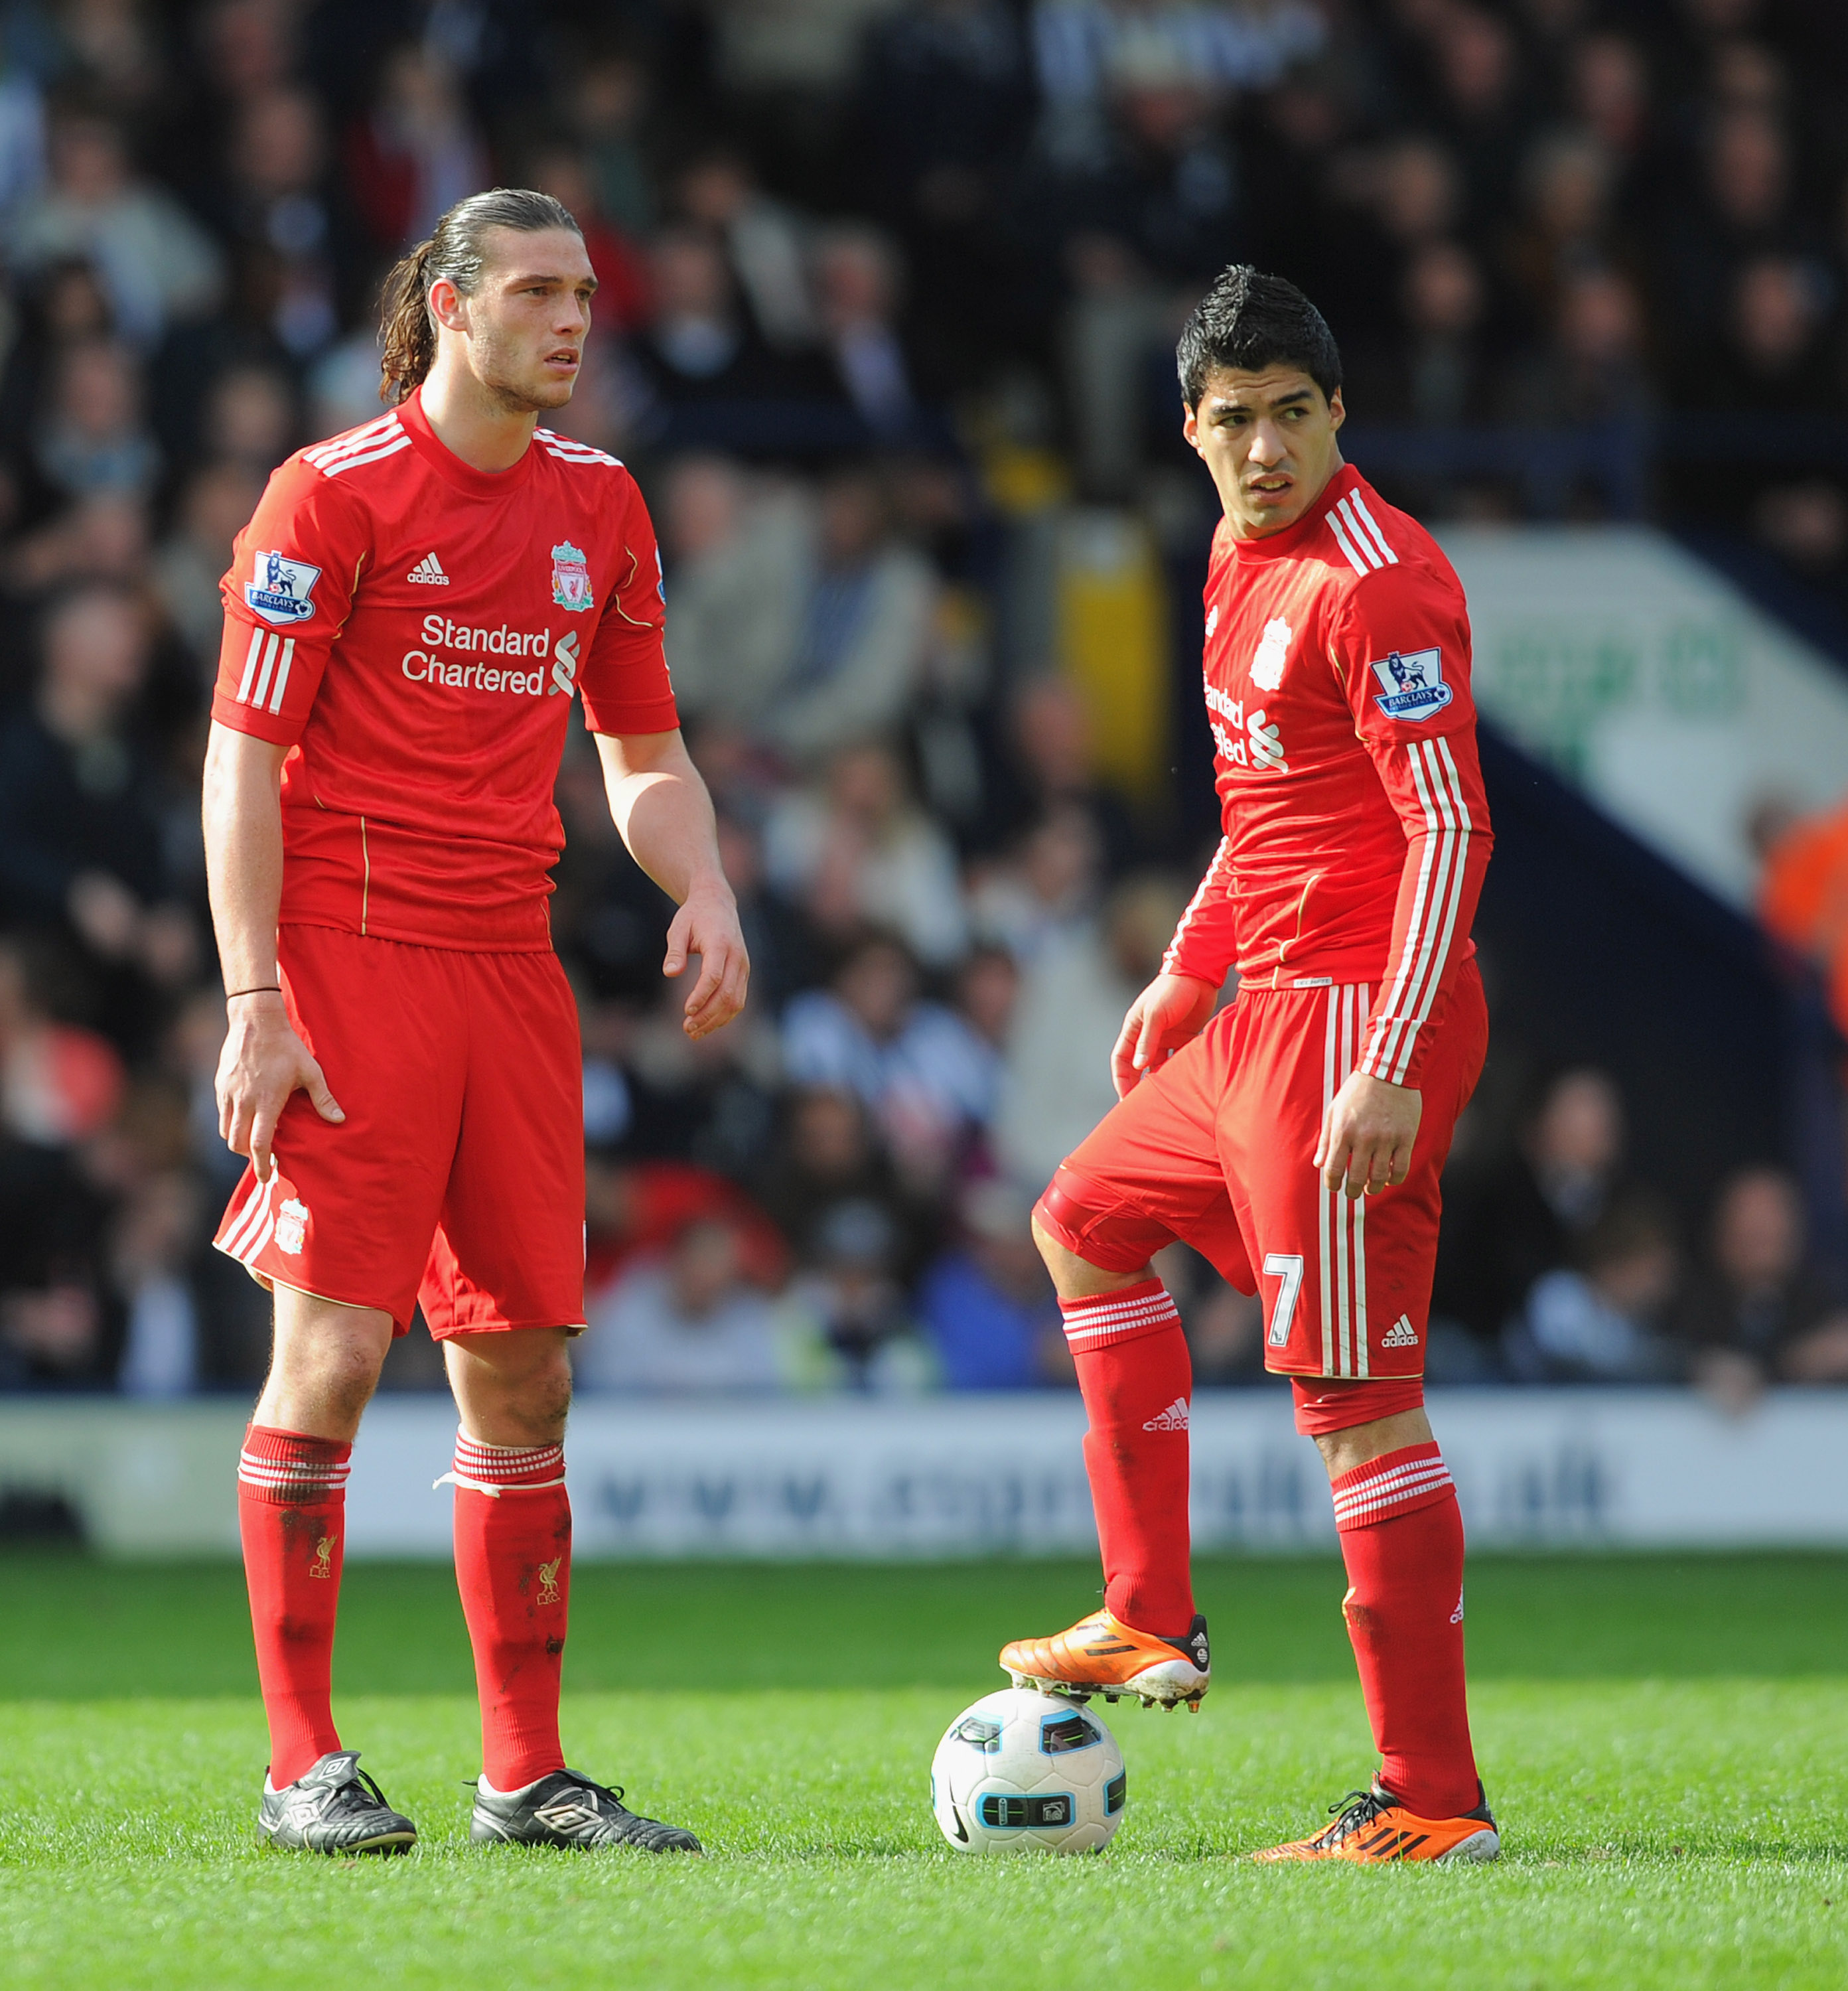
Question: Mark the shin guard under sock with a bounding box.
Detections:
[238,1424,350,1789]
[445,1432,571,1791]
[1330,1442,1479,1818]
[1060,1280,1194,1635]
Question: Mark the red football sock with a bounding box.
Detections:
[238,1424,350,1789]
[447,1432,571,1791]
[1330,1442,1479,1818]
[1061,1280,1194,1635]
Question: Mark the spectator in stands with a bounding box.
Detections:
[152,461,263,675]
[1500,266,1654,428]
[1752,789,1848,1037]
[566,55,656,239]
[813,224,916,436]
[1500,130,1622,329]
[676,149,819,356]
[766,743,967,966]
[342,45,487,253]
[782,929,996,1184]
[634,226,768,406]
[969,802,1103,964]
[196,362,296,476]
[3,489,151,599]
[585,1151,788,1299]
[219,86,345,359]
[0,584,194,1005]
[9,107,222,345]
[662,455,810,731]
[766,469,940,767]
[111,1163,202,1398]
[853,0,1032,392]
[715,812,818,1019]
[751,1083,930,1278]
[918,1177,1066,1388]
[1679,1167,1848,1409]
[31,337,159,506]
[617,975,783,1182]
[0,936,123,1143]
[1504,1189,1686,1382]
[1028,0,1323,127]
[776,1197,934,1391]
[1435,1066,1635,1349]
[0,258,113,460]
[980,675,1139,873]
[1354,240,1495,431]
[577,1213,793,1393]
[1697,254,1840,411]
[995,870,1184,1191]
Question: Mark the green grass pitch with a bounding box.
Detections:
[4,1552,1848,1990]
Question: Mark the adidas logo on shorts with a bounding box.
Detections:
[1379,1315,1419,1349]
[1142,1396,1190,1432]
[407,551,449,584]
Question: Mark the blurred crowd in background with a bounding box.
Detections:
[1,0,1847,1402]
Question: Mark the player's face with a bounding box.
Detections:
[455,228,599,412]
[1183,366,1346,538]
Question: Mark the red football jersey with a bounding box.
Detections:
[210,388,679,950]
[1163,463,1493,1086]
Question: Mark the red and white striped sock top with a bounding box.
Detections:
[437,1432,567,1497]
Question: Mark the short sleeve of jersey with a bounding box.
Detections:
[579,475,679,737]
[212,461,370,747]
[1329,561,1476,747]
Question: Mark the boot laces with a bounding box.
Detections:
[557,1771,630,1816]
[323,1766,397,1820]
[1308,1789,1393,1850]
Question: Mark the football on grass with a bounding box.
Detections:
[930,1687,1126,1854]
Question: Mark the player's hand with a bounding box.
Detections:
[216,990,344,1184]
[663,881,750,1039]
[1315,1070,1421,1199]
[1111,972,1218,1098]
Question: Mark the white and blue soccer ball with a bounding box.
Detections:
[930,1688,1126,1855]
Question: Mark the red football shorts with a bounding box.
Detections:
[214,924,586,1337]
[1036,962,1487,1380]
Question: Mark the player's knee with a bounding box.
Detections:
[1034,1175,1158,1282]
[452,1328,573,1443]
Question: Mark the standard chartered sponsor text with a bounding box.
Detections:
[403,614,571,696]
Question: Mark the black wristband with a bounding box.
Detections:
[226,985,283,999]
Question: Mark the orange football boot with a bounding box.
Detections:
[1252,1783,1500,1864]
[999,1609,1210,1710]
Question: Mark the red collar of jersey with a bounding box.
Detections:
[396,387,539,499]
[1222,460,1360,563]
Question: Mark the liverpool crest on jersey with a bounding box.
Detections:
[550,541,593,612]
[1369,646,1454,721]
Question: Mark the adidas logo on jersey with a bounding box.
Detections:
[1142,1396,1190,1432]
[1380,1315,1419,1349]
[407,552,449,585]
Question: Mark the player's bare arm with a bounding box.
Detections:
[1315,1070,1422,1199]
[200,721,344,1181]
[595,728,748,1038]
[1111,971,1218,1098]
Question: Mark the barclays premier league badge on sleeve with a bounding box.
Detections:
[245,550,322,625]
[1370,646,1454,721]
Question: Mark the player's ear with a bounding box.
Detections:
[1326,386,1346,435]
[428,276,468,334]
[1182,400,1202,457]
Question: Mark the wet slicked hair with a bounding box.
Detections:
[377,187,582,403]
[1176,265,1342,409]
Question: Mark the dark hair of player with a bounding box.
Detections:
[1175,265,1343,410]
[378,187,583,404]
